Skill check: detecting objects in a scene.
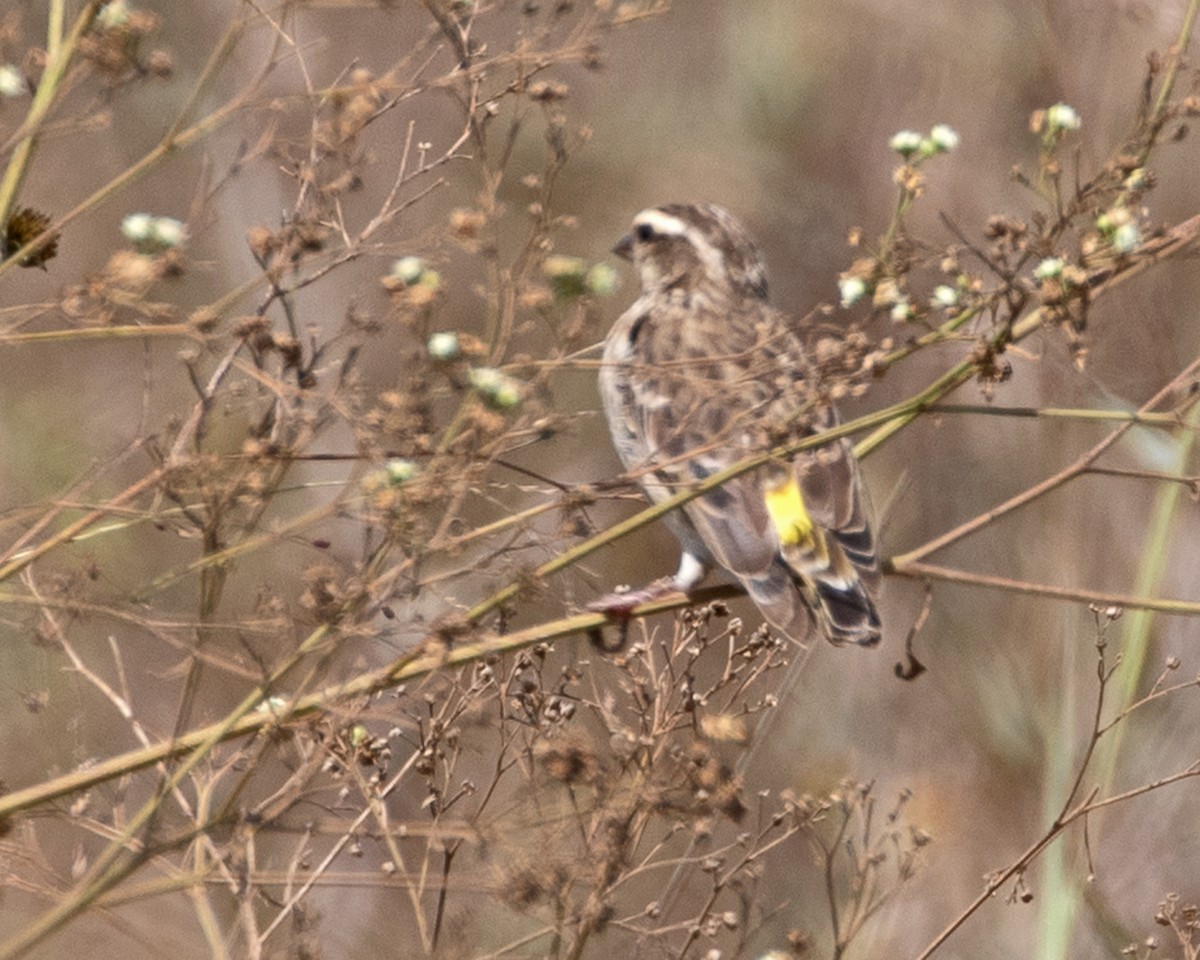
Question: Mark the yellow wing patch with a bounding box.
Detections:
[763,474,814,547]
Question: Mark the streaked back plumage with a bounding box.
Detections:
[600,203,881,646]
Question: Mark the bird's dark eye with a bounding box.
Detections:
[635,223,656,242]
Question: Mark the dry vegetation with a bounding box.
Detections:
[0,1,1199,959]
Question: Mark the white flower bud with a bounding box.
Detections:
[469,367,523,410]
[1045,103,1081,133]
[97,0,131,29]
[390,256,426,285]
[468,367,503,394]
[888,130,922,158]
[838,276,866,308]
[931,284,959,308]
[121,213,155,244]
[1112,221,1140,254]
[544,255,588,299]
[928,124,960,152]
[150,216,187,249]
[427,331,461,360]
[1033,257,1064,280]
[585,262,619,296]
[490,382,522,410]
[0,65,24,98]
[385,459,417,486]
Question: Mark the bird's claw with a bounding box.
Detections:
[587,577,684,618]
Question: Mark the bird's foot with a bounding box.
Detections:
[587,577,685,618]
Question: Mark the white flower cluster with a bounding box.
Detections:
[121,213,187,254]
[889,123,961,161]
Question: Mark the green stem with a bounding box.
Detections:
[1092,397,1200,792]
[0,1,102,229]
[0,14,261,281]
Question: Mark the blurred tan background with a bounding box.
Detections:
[2,0,1199,957]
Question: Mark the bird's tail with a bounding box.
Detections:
[745,557,881,647]
[758,468,882,646]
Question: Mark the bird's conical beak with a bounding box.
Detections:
[612,234,634,261]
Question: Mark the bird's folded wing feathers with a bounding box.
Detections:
[796,438,881,587]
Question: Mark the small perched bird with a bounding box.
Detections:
[593,203,881,646]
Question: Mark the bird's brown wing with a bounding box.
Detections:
[607,297,881,645]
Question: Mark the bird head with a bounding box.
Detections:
[614,203,769,301]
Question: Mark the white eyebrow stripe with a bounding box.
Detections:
[631,206,735,288]
[632,209,692,236]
